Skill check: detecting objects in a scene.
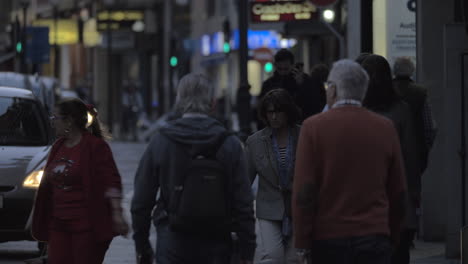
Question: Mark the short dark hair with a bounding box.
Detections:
[274,49,294,64]
[257,89,301,127]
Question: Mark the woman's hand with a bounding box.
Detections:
[112,209,130,237]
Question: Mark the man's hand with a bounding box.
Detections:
[136,247,154,264]
[298,254,308,264]
[291,67,305,85]
[296,249,311,264]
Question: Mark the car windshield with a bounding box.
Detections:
[0,97,49,146]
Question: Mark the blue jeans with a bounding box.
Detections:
[155,221,232,264]
[310,235,392,264]
[154,221,171,264]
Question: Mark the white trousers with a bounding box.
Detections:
[255,219,298,264]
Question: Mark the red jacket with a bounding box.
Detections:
[293,106,407,249]
[32,132,122,242]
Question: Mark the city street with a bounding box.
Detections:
[0,141,460,264]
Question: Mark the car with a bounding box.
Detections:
[0,86,53,245]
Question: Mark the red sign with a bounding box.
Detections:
[250,1,318,23]
[309,0,337,6]
[253,47,274,65]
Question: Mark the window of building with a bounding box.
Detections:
[207,0,216,17]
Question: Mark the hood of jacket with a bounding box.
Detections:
[158,114,227,154]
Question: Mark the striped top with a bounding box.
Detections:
[279,146,287,168]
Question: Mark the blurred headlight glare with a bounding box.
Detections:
[23,169,44,188]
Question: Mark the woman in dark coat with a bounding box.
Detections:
[32,99,129,264]
[360,54,425,264]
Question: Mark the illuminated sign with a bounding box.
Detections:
[97,10,144,31]
[251,1,317,22]
[32,19,100,46]
[200,30,297,56]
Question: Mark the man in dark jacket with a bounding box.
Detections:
[392,57,437,264]
[131,73,256,264]
[393,57,437,163]
[257,49,324,127]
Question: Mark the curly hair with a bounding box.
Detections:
[56,98,110,139]
[257,89,301,127]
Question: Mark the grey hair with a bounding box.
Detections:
[393,57,415,77]
[174,73,214,114]
[328,59,369,102]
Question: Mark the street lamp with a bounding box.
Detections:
[320,8,345,58]
[322,9,335,23]
[103,0,115,132]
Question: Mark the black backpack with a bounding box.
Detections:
[167,132,231,235]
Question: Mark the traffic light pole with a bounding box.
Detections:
[106,8,113,131]
[20,3,28,73]
[236,0,251,138]
[162,0,172,113]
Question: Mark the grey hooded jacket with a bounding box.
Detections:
[131,114,256,260]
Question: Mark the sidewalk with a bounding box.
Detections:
[103,141,460,264]
[411,240,459,264]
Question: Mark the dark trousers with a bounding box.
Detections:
[392,229,416,264]
[155,221,232,264]
[310,235,392,264]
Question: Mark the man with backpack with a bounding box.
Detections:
[131,73,256,264]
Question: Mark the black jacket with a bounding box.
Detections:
[259,72,326,122]
[131,114,256,260]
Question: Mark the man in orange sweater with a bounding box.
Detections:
[292,59,407,264]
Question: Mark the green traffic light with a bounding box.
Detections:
[223,42,230,53]
[16,42,22,53]
[170,56,178,67]
[264,62,273,73]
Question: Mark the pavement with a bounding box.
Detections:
[106,141,462,264]
[0,140,461,263]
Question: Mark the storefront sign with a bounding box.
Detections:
[97,10,144,31]
[32,19,100,47]
[373,0,416,67]
[309,0,337,6]
[250,0,317,23]
[253,47,274,65]
[200,30,297,56]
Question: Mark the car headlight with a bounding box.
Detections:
[23,168,44,188]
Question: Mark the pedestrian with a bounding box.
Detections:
[256,49,310,129]
[121,80,144,141]
[393,56,437,170]
[31,98,129,264]
[360,54,426,264]
[131,73,256,264]
[245,89,301,263]
[297,63,328,120]
[292,59,407,264]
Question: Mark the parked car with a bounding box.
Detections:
[0,86,53,244]
[0,72,57,115]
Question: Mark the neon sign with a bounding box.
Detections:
[251,1,317,23]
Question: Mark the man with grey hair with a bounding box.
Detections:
[131,73,256,264]
[292,60,407,264]
[393,57,437,166]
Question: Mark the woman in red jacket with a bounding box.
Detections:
[32,98,129,264]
